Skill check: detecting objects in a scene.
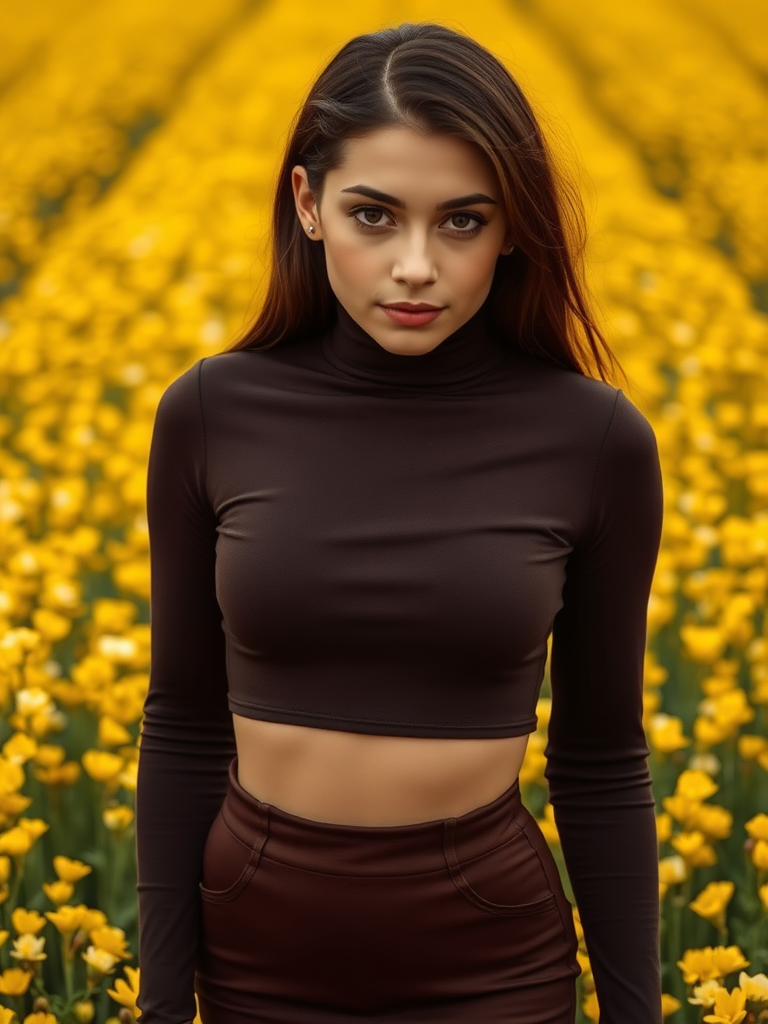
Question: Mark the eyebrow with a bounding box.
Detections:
[339,185,499,211]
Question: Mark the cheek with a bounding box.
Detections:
[448,248,501,291]
[325,236,379,284]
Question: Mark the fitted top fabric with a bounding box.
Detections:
[136,296,664,1022]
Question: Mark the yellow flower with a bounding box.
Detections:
[702,985,747,1024]
[89,925,131,960]
[46,905,85,936]
[18,818,49,841]
[659,855,689,886]
[102,805,134,832]
[649,713,690,753]
[688,753,721,776]
[73,1000,95,1023]
[752,839,768,872]
[737,735,768,760]
[0,757,25,794]
[689,979,723,1007]
[710,689,755,732]
[0,792,32,820]
[98,716,132,747]
[53,856,92,883]
[78,907,107,933]
[2,733,37,765]
[82,944,119,976]
[694,717,730,748]
[118,760,138,792]
[43,880,75,905]
[0,1009,15,1024]
[759,883,768,912]
[691,804,733,841]
[0,966,34,994]
[710,947,751,979]
[0,827,33,857]
[662,794,700,828]
[0,930,8,947]
[680,624,727,663]
[11,908,46,935]
[671,830,717,867]
[0,857,10,884]
[107,965,141,1016]
[745,813,768,842]
[689,881,735,930]
[14,689,52,719]
[581,990,599,1022]
[677,946,750,985]
[33,744,65,768]
[10,932,46,962]
[32,605,72,642]
[675,769,719,801]
[34,763,81,786]
[81,750,124,783]
[662,993,682,1016]
[738,970,768,1002]
[656,812,673,843]
[23,1014,59,1024]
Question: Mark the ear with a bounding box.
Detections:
[291,165,321,237]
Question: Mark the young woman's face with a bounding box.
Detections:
[292,127,511,356]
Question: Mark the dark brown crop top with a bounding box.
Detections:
[136,297,664,1022]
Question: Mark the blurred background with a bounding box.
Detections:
[0,1,766,1021]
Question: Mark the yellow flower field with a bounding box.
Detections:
[0,1,765,1020]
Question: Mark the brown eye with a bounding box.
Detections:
[352,207,394,229]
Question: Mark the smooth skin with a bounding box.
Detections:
[233,127,528,827]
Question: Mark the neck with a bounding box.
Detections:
[321,298,508,388]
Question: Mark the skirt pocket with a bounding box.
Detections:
[199,808,267,904]
[443,816,557,917]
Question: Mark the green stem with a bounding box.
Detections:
[8,858,25,909]
[61,932,74,1002]
[668,888,685,1004]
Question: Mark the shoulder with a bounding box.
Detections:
[601,389,660,467]
[156,350,261,413]
[536,362,657,456]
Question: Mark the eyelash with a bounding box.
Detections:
[350,206,487,237]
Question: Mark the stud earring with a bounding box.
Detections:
[308,225,315,234]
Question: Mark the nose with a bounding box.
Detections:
[391,230,438,287]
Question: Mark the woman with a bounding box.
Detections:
[136,21,664,1024]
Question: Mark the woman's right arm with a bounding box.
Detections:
[136,359,237,1023]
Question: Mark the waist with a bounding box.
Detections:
[220,754,528,874]
[231,714,531,826]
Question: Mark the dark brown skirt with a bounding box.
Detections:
[194,757,580,1022]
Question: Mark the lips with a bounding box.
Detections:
[381,303,444,311]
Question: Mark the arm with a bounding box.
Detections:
[545,389,664,1024]
[136,358,237,1023]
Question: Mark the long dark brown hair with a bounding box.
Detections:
[223,21,625,386]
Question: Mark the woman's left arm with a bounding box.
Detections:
[545,388,665,1024]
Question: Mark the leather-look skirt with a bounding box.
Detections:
[194,756,581,1023]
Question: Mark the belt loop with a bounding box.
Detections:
[443,818,460,874]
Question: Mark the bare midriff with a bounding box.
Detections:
[232,714,531,826]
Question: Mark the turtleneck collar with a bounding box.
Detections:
[321,298,508,388]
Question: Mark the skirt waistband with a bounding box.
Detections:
[220,756,527,876]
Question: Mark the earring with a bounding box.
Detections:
[505,242,514,254]
[308,225,315,234]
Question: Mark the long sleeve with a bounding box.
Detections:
[544,388,664,1023]
[136,359,237,1023]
